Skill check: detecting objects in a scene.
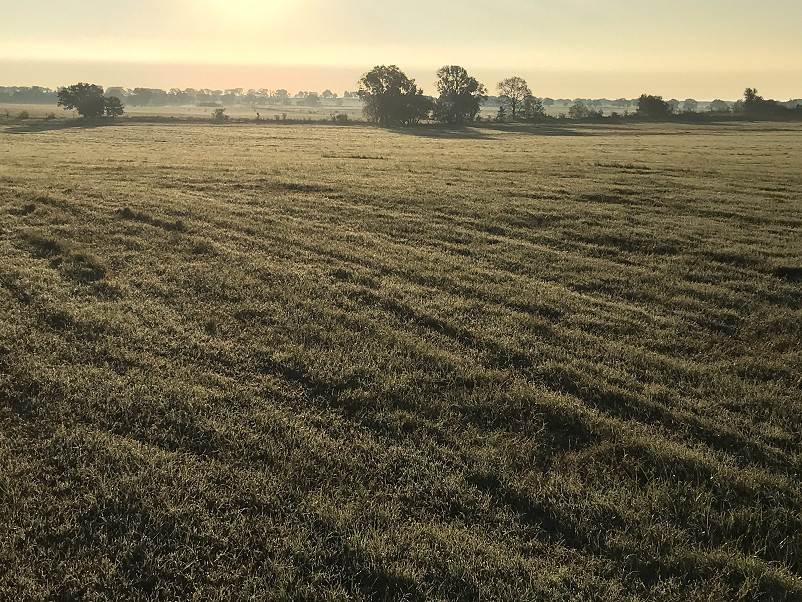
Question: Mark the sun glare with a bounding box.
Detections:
[202,0,291,24]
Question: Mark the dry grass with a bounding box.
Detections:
[1,120,801,600]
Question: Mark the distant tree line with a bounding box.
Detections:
[99,87,363,108]
[5,79,801,124]
[0,86,58,104]
[355,65,802,126]
[633,90,802,121]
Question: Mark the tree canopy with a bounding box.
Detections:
[57,83,125,118]
[432,65,486,124]
[497,77,531,121]
[741,87,801,119]
[358,66,431,126]
[636,94,673,119]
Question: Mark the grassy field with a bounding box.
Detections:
[0,102,366,122]
[0,100,642,123]
[1,119,801,600]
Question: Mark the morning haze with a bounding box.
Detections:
[2,1,801,601]
[3,0,801,98]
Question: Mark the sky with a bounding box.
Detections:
[2,0,801,99]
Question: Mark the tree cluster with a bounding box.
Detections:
[357,66,431,126]
[740,88,801,119]
[433,66,486,124]
[100,87,354,108]
[358,65,546,126]
[57,83,124,118]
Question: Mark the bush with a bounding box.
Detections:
[18,110,30,119]
[212,108,229,122]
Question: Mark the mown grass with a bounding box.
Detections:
[1,120,801,600]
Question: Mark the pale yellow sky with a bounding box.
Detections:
[2,0,801,99]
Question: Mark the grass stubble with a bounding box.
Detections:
[0,120,801,600]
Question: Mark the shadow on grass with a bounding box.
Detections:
[4,118,117,134]
[389,126,497,140]
[390,123,593,139]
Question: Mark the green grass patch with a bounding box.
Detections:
[1,121,801,600]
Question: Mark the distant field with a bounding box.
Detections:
[0,101,367,122]
[1,120,801,600]
[0,99,687,123]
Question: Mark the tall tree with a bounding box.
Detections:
[57,83,107,118]
[433,65,486,124]
[497,77,531,121]
[358,65,431,126]
[104,96,125,118]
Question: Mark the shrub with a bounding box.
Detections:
[212,108,229,122]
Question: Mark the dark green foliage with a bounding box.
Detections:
[57,82,126,118]
[637,94,674,119]
[741,87,802,119]
[432,65,487,124]
[104,95,125,118]
[358,65,432,126]
[57,82,106,118]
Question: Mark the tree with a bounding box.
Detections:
[432,65,486,124]
[57,83,114,118]
[741,87,793,119]
[129,87,155,107]
[358,65,431,126]
[523,96,546,122]
[568,100,598,119]
[104,96,125,118]
[105,87,128,102]
[636,94,673,119]
[682,98,698,113]
[497,77,531,120]
[302,92,322,107]
[743,88,769,117]
[708,99,730,112]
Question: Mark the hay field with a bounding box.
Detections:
[1,120,801,600]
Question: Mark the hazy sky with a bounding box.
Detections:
[2,0,801,99]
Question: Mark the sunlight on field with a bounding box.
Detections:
[1,120,801,599]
